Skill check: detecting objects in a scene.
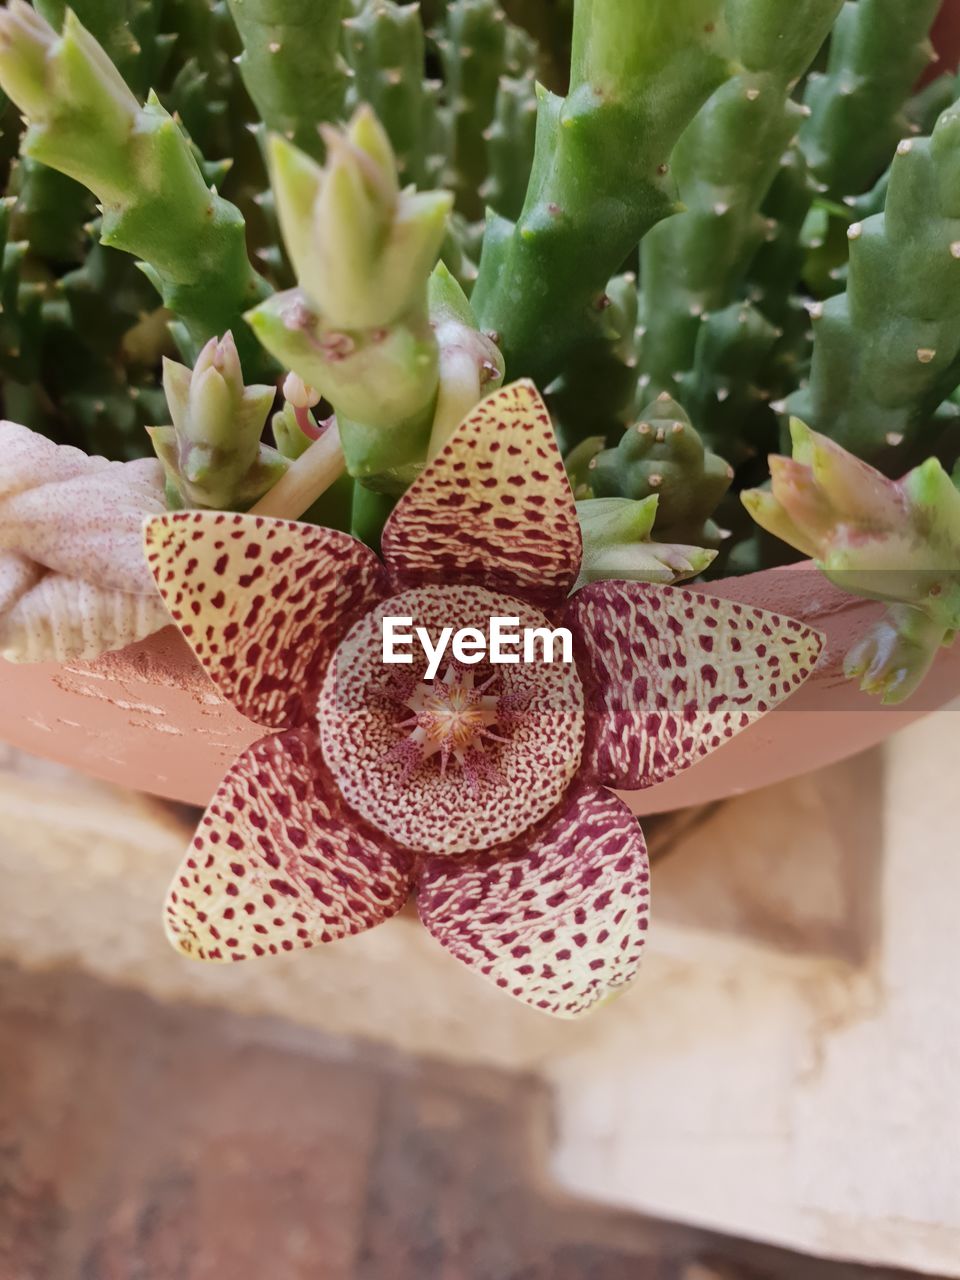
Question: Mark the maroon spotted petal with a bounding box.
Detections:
[564,581,824,790]
[144,511,388,729]
[417,785,650,1018]
[165,728,413,961]
[381,380,582,608]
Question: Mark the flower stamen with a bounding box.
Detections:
[386,665,506,789]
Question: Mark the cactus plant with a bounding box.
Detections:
[789,93,960,469]
[0,3,271,370]
[576,394,734,548]
[0,0,954,715]
[148,331,287,509]
[225,0,349,161]
[801,0,941,202]
[638,0,844,401]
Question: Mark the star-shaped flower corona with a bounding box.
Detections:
[144,381,823,1018]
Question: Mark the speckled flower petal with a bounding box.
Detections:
[166,728,413,961]
[144,511,387,730]
[381,380,582,607]
[417,785,650,1018]
[564,581,823,790]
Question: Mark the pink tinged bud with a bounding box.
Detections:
[194,330,244,392]
[269,108,451,333]
[766,454,836,553]
[283,372,320,410]
[741,486,819,560]
[792,421,904,529]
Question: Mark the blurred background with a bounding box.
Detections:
[0,704,956,1279]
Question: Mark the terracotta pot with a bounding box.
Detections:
[2,563,957,817]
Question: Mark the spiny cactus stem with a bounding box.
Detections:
[225,0,349,161]
[249,422,346,520]
[471,0,730,385]
[638,0,844,400]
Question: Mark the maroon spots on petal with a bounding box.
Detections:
[562,581,823,792]
[418,786,650,1019]
[161,730,413,964]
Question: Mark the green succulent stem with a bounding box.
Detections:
[481,70,538,221]
[801,0,941,201]
[789,96,960,469]
[438,0,537,220]
[470,0,732,386]
[250,424,347,521]
[0,4,273,374]
[638,0,843,401]
[343,0,439,188]
[225,0,349,161]
[579,392,734,547]
[35,0,166,96]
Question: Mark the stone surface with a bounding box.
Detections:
[0,962,943,1280]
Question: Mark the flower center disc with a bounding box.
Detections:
[317,584,585,856]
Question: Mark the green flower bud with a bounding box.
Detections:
[0,0,57,120]
[151,332,285,511]
[269,107,452,331]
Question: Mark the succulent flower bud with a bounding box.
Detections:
[744,419,960,619]
[427,262,505,457]
[150,332,285,511]
[0,5,139,158]
[282,373,321,411]
[744,419,960,703]
[0,0,57,120]
[269,106,452,331]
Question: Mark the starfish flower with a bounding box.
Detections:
[144,382,823,1018]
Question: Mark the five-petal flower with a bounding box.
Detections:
[144,381,823,1018]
